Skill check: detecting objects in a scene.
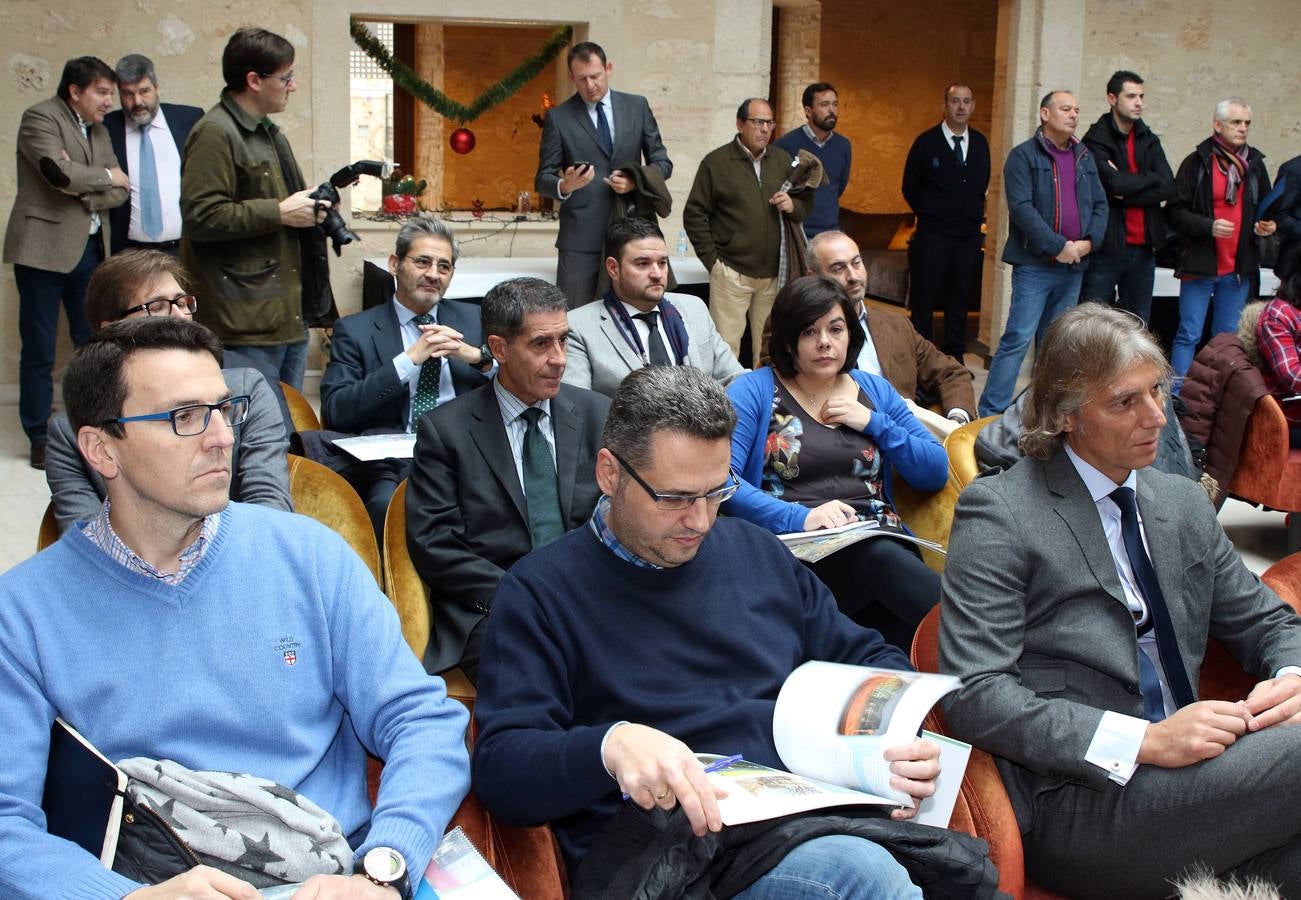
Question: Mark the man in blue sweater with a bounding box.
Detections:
[473,366,950,896]
[0,318,470,899]
[775,82,852,238]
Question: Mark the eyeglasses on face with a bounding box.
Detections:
[119,294,199,319]
[259,70,295,86]
[107,395,251,437]
[610,450,740,511]
[403,255,454,274]
[744,117,775,128]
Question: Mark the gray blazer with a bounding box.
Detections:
[45,366,292,532]
[938,447,1301,823]
[562,292,744,398]
[535,90,672,253]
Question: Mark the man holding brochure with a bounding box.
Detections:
[473,366,998,897]
[940,304,1301,898]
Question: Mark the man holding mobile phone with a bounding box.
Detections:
[536,41,672,309]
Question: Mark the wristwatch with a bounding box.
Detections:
[355,846,411,898]
[476,342,494,370]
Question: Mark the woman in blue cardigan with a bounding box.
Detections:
[725,276,947,649]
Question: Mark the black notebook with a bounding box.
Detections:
[41,717,128,866]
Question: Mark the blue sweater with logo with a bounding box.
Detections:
[0,502,469,899]
[471,518,911,870]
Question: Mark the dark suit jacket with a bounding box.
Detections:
[938,448,1301,826]
[320,295,489,433]
[3,96,128,272]
[866,307,975,417]
[103,102,204,254]
[406,383,611,673]
[1275,153,1301,279]
[535,90,671,253]
[901,124,990,237]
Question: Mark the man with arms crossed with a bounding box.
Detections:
[535,41,672,307]
[0,318,469,898]
[941,304,1301,897]
[564,218,743,397]
[473,366,996,897]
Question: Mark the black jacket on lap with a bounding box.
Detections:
[1167,137,1272,279]
[1081,113,1175,255]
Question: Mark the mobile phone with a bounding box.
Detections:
[573,162,591,174]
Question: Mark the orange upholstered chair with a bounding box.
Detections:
[280,381,323,433]
[286,453,381,588]
[944,415,998,493]
[912,552,1301,899]
[36,502,58,552]
[1225,394,1301,553]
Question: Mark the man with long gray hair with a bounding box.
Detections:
[473,365,997,896]
[941,303,1301,896]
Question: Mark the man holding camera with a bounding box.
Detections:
[181,28,334,390]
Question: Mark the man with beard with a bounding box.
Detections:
[776,82,851,238]
[901,84,991,359]
[103,54,203,256]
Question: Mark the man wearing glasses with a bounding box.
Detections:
[684,98,814,365]
[0,317,470,899]
[181,27,334,391]
[473,366,961,895]
[406,277,609,684]
[43,248,291,533]
[320,215,492,534]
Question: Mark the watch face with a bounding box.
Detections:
[363,846,406,882]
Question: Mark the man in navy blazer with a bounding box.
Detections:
[320,215,493,530]
[535,41,672,307]
[102,55,203,256]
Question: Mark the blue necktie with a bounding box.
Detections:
[409,313,441,424]
[138,126,163,240]
[595,102,613,157]
[1110,486,1195,721]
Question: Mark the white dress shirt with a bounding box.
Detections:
[855,307,885,377]
[941,120,968,164]
[620,301,673,364]
[125,107,183,243]
[389,298,460,431]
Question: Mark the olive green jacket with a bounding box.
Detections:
[181,91,309,346]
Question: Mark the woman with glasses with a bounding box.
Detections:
[44,249,292,531]
[725,276,947,650]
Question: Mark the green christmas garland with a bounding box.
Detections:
[350,19,573,124]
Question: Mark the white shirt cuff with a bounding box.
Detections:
[1085,710,1147,785]
[947,408,971,424]
[1275,666,1301,679]
[392,352,418,384]
[600,721,630,780]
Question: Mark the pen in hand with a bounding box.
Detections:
[621,754,744,801]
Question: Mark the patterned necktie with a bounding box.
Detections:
[633,311,671,366]
[595,101,613,156]
[409,313,441,424]
[138,126,163,239]
[1110,486,1195,721]
[520,408,564,548]
[951,134,965,167]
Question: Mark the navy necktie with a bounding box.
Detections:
[595,102,613,156]
[410,313,441,424]
[1110,486,1195,720]
[520,408,564,548]
[952,134,965,167]
[634,311,671,366]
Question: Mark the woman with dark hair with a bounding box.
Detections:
[1255,261,1301,446]
[725,275,948,649]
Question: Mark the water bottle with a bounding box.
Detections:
[676,228,689,256]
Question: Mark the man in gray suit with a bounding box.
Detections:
[535,41,672,308]
[5,57,129,468]
[940,303,1301,897]
[564,218,742,398]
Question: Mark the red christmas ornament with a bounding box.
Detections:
[449,127,476,154]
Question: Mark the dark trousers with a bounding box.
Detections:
[907,228,982,358]
[15,234,102,441]
[556,249,601,309]
[1080,243,1156,324]
[123,238,181,256]
[808,537,940,652]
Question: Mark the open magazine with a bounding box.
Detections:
[778,519,945,564]
[700,661,967,828]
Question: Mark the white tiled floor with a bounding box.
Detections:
[0,376,1290,577]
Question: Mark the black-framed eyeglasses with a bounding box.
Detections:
[610,450,739,511]
[259,70,295,86]
[744,117,775,127]
[107,396,251,437]
[119,294,198,319]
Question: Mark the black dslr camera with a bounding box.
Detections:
[308,159,394,255]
